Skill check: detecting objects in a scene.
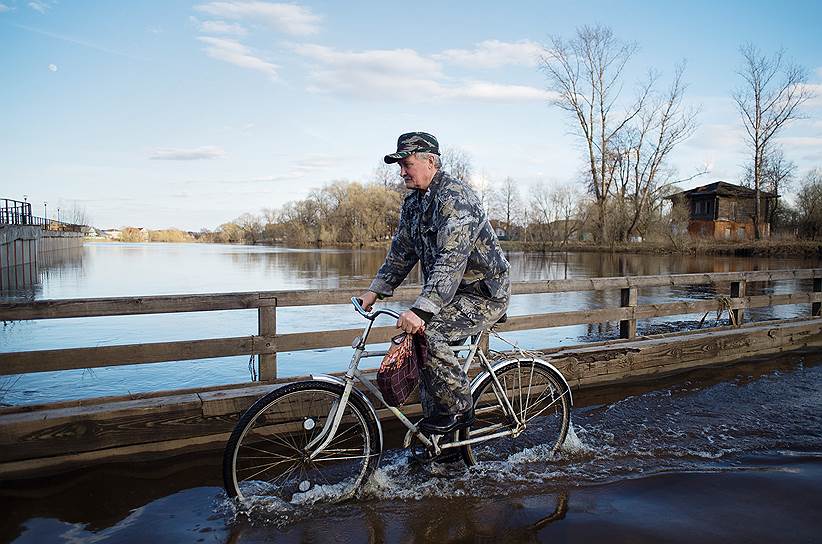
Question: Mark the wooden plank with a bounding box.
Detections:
[510,268,822,295]
[0,336,276,376]
[497,292,822,333]
[199,384,284,418]
[0,431,232,480]
[0,291,279,321]
[4,268,820,321]
[0,393,210,463]
[276,325,398,351]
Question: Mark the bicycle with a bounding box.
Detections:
[223,297,573,505]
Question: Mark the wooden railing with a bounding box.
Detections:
[1,269,821,383]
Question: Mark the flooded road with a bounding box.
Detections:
[3,349,821,543]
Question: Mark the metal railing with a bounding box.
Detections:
[1,198,85,232]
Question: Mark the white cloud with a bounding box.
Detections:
[294,44,550,102]
[0,3,11,13]
[295,44,442,78]
[446,81,554,101]
[198,19,248,35]
[198,36,277,77]
[816,66,822,79]
[194,1,321,35]
[686,123,746,151]
[150,146,226,160]
[28,0,49,13]
[434,39,543,68]
[777,137,822,162]
[48,63,57,72]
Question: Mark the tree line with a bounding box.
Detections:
[198,164,822,248]
[199,25,819,247]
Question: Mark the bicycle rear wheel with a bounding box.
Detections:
[460,359,570,466]
[223,380,380,505]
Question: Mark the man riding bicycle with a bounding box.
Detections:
[359,132,511,435]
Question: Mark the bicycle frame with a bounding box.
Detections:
[307,298,527,459]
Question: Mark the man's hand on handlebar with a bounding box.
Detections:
[356,292,423,332]
[397,310,425,334]
[358,291,379,312]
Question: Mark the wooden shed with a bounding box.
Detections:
[667,181,777,240]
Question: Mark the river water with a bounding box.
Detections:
[1,242,819,405]
[2,243,822,543]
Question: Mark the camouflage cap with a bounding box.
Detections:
[384,132,440,164]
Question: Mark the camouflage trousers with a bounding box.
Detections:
[419,280,510,417]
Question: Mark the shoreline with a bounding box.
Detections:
[85,237,822,257]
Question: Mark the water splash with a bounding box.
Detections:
[224,360,822,527]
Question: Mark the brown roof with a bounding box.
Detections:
[666,181,777,200]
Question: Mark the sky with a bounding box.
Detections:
[2,0,821,230]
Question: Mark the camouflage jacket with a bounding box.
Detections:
[369,170,510,315]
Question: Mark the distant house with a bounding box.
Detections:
[666,181,777,240]
[82,226,103,238]
[102,229,122,240]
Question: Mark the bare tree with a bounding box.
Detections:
[235,212,263,244]
[372,161,404,192]
[733,43,813,239]
[797,168,822,240]
[60,201,91,226]
[529,182,587,248]
[540,25,652,243]
[490,177,523,238]
[741,146,796,230]
[440,146,473,183]
[611,63,701,241]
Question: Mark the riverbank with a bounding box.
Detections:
[84,237,822,257]
[500,239,822,257]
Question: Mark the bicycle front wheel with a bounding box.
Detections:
[460,360,570,466]
[223,380,379,505]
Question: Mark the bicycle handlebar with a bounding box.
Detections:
[351,296,401,321]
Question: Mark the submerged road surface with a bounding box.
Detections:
[2,350,821,543]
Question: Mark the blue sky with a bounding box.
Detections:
[2,0,821,230]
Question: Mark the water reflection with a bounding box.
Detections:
[222,490,569,543]
[0,246,84,299]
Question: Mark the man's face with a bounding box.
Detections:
[398,154,436,190]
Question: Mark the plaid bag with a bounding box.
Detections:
[377,332,426,407]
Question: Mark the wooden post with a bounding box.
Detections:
[813,276,822,317]
[258,303,277,381]
[730,280,746,326]
[619,287,637,339]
